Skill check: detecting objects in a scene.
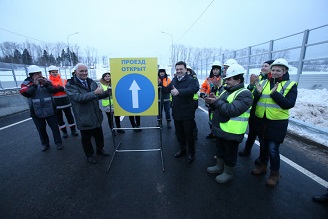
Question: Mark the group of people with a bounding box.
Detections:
[20,59,327,202]
[20,63,111,164]
[200,58,299,188]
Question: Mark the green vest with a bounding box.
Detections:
[100,83,112,107]
[219,88,251,134]
[255,80,296,120]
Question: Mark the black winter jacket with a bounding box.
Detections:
[165,74,199,120]
[211,83,253,142]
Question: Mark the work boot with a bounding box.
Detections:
[156,120,161,127]
[251,164,267,175]
[71,126,79,136]
[61,127,68,138]
[193,128,198,140]
[215,165,234,183]
[207,158,224,174]
[167,120,171,129]
[266,171,280,187]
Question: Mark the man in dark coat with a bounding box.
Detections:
[66,63,110,164]
[165,61,199,163]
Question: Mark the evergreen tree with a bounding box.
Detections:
[56,55,61,66]
[13,49,22,64]
[48,54,56,65]
[41,50,49,66]
[61,49,67,66]
[71,52,79,66]
[22,48,33,65]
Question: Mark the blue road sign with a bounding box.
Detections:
[115,73,155,113]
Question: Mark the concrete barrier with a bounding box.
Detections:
[0,92,29,118]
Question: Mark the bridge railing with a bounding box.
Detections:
[194,24,328,89]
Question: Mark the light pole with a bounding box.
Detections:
[67,32,79,66]
[161,31,173,65]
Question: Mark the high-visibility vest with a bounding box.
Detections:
[255,80,297,120]
[100,83,112,107]
[219,88,251,134]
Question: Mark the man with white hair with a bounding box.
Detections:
[66,63,111,164]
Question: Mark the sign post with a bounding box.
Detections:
[110,58,158,116]
[107,57,164,172]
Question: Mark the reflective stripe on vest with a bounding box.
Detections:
[100,83,112,106]
[255,80,296,120]
[219,88,251,134]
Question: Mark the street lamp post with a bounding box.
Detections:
[67,32,79,66]
[161,31,173,65]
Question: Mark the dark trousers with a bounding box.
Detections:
[216,137,239,167]
[129,116,140,127]
[32,115,62,146]
[80,127,104,157]
[105,112,121,129]
[56,107,75,127]
[157,101,171,121]
[258,138,281,171]
[244,119,257,151]
[174,119,195,155]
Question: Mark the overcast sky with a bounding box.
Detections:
[1,0,327,64]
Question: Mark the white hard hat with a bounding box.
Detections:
[27,65,42,75]
[47,65,59,72]
[224,59,238,66]
[223,64,246,79]
[158,65,166,70]
[187,65,192,70]
[212,61,222,67]
[271,58,289,70]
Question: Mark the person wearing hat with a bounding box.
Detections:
[20,65,63,151]
[157,67,172,129]
[48,65,78,138]
[238,60,275,160]
[205,64,253,183]
[199,61,223,140]
[251,58,298,187]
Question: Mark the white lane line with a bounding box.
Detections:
[198,105,328,188]
[0,118,32,131]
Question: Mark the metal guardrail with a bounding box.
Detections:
[194,24,328,89]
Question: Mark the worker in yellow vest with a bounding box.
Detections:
[251,58,298,187]
[238,60,274,162]
[100,72,125,134]
[205,64,253,184]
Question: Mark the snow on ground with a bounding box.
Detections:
[291,88,328,129]
[289,88,328,146]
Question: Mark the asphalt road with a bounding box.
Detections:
[1,101,328,218]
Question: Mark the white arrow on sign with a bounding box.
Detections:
[129,80,141,108]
